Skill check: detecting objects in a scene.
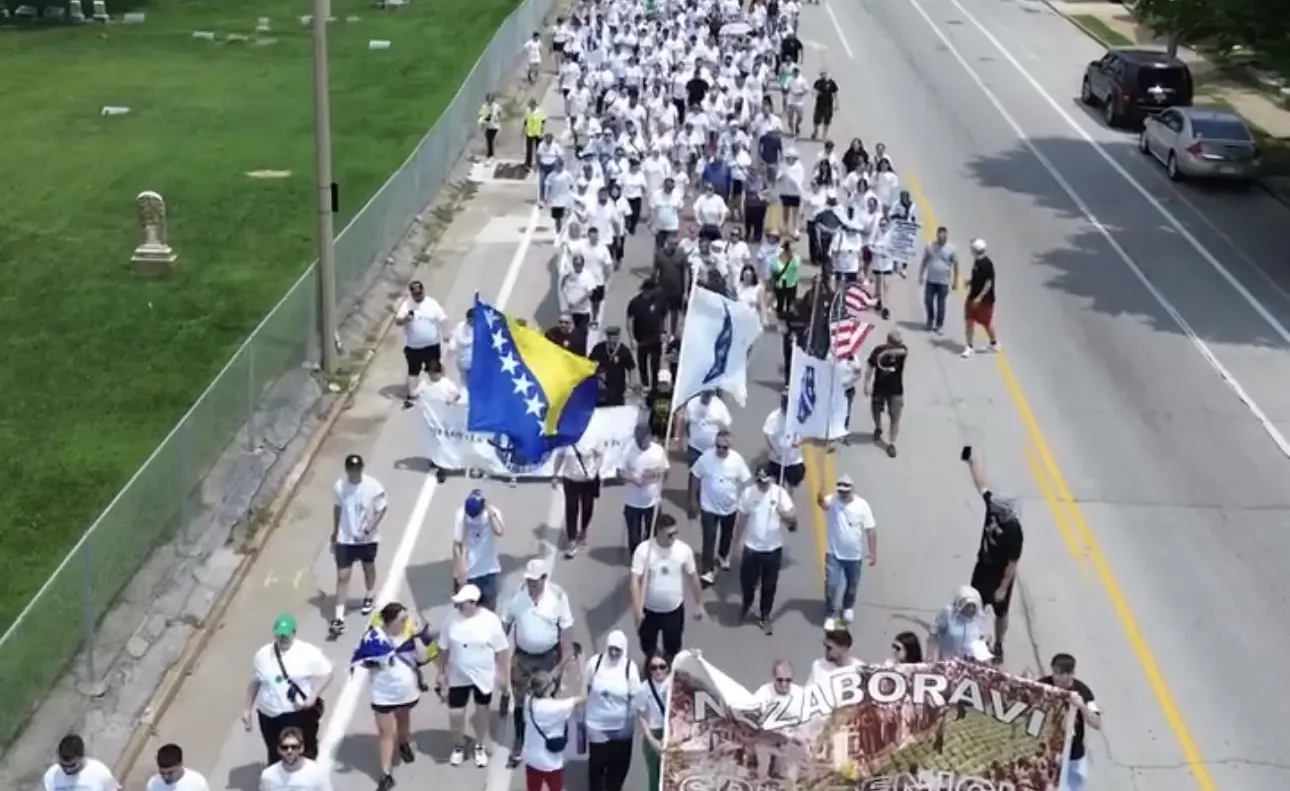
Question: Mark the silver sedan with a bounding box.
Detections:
[1138,107,1262,181]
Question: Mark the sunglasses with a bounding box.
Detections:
[279,743,303,752]
[650,663,669,671]
[774,676,793,683]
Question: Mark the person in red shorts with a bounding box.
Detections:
[961,238,1001,358]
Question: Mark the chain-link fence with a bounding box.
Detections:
[0,0,553,749]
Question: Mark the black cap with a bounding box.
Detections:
[344,454,364,470]
[604,326,622,337]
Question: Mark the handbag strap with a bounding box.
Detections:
[529,699,558,742]
[648,677,666,715]
[273,643,307,702]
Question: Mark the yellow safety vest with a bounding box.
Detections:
[524,111,545,137]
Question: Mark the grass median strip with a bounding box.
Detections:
[1071,14,1133,48]
[0,0,520,746]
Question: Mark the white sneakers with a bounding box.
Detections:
[823,617,838,631]
[961,341,1003,358]
[824,611,856,631]
[842,608,855,623]
[449,745,489,768]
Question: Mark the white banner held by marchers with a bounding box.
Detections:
[887,220,919,261]
[786,347,851,440]
[672,284,762,408]
[421,400,639,477]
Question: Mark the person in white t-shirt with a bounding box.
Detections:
[522,670,587,791]
[244,614,333,764]
[523,30,542,82]
[362,602,429,788]
[560,255,598,334]
[622,423,668,553]
[635,652,672,791]
[436,584,510,768]
[395,279,447,408]
[418,358,464,405]
[146,743,209,791]
[43,735,119,791]
[763,393,805,492]
[257,726,332,791]
[630,517,703,659]
[583,631,641,791]
[751,661,805,781]
[689,429,752,584]
[452,490,505,610]
[683,389,731,467]
[809,628,861,686]
[448,306,475,382]
[816,475,877,630]
[733,466,796,634]
[329,454,388,637]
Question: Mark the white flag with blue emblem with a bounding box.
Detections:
[786,347,850,440]
[672,285,762,408]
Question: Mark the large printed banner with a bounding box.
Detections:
[421,400,639,478]
[664,652,1075,791]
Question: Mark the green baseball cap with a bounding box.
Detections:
[272,613,297,638]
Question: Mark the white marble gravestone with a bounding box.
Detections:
[131,191,178,275]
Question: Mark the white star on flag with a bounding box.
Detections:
[482,309,499,328]
[491,330,507,351]
[512,374,534,395]
[525,395,545,417]
[499,353,520,375]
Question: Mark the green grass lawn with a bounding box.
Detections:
[0,0,518,632]
[1071,14,1133,48]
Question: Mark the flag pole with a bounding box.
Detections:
[822,288,848,453]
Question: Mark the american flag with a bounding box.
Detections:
[844,284,875,317]
[830,319,875,358]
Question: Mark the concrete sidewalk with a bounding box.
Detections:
[1047,1,1290,198]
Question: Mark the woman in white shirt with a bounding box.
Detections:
[523,671,587,791]
[448,307,474,382]
[584,631,641,791]
[357,602,430,790]
[775,150,805,239]
[868,216,895,320]
[620,159,647,234]
[735,265,773,329]
[546,161,575,233]
[873,157,899,211]
[634,652,671,791]
[554,446,601,558]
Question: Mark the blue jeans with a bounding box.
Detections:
[824,554,862,617]
[923,282,949,329]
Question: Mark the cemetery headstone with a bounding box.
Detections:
[131,191,178,276]
[100,105,131,116]
[368,39,391,49]
[255,16,270,31]
[91,0,108,21]
[122,11,144,23]
[15,5,38,18]
[192,30,215,39]
[68,0,85,23]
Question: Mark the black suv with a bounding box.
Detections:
[1081,49,1194,128]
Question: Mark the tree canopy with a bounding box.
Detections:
[1135,0,1290,63]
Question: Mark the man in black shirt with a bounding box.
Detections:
[545,312,587,357]
[961,445,1022,664]
[963,237,1000,358]
[588,326,636,407]
[779,31,803,70]
[811,69,840,140]
[644,369,675,442]
[1038,653,1101,791]
[685,67,710,109]
[653,238,688,336]
[862,330,907,459]
[626,279,666,389]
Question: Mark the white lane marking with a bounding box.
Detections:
[823,2,854,59]
[318,206,543,768]
[824,0,1290,460]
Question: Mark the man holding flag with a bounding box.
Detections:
[671,283,762,414]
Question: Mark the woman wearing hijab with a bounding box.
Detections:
[927,586,990,662]
[634,652,671,791]
[584,631,641,791]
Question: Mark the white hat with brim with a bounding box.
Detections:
[451,584,481,604]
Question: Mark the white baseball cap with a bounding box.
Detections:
[524,558,549,580]
[970,238,987,254]
[451,584,481,604]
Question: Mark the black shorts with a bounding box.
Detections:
[767,461,805,488]
[970,562,1015,616]
[372,699,418,714]
[663,291,684,313]
[447,685,493,709]
[552,40,565,55]
[813,104,834,126]
[334,542,379,567]
[591,285,606,304]
[732,179,745,201]
[780,195,801,208]
[404,344,441,376]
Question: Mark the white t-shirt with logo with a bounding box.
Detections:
[441,608,509,693]
[43,760,119,791]
[258,759,332,791]
[252,640,333,717]
[823,493,876,561]
[503,585,573,654]
[762,409,803,466]
[691,449,752,516]
[685,397,731,452]
[332,474,388,545]
[623,442,668,509]
[398,296,447,349]
[453,507,502,579]
[146,769,209,791]
[631,539,697,613]
[369,643,421,707]
[738,484,792,552]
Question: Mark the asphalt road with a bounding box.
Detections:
[117,2,1290,791]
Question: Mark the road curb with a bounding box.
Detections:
[112,304,401,782]
[1042,1,1290,206]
